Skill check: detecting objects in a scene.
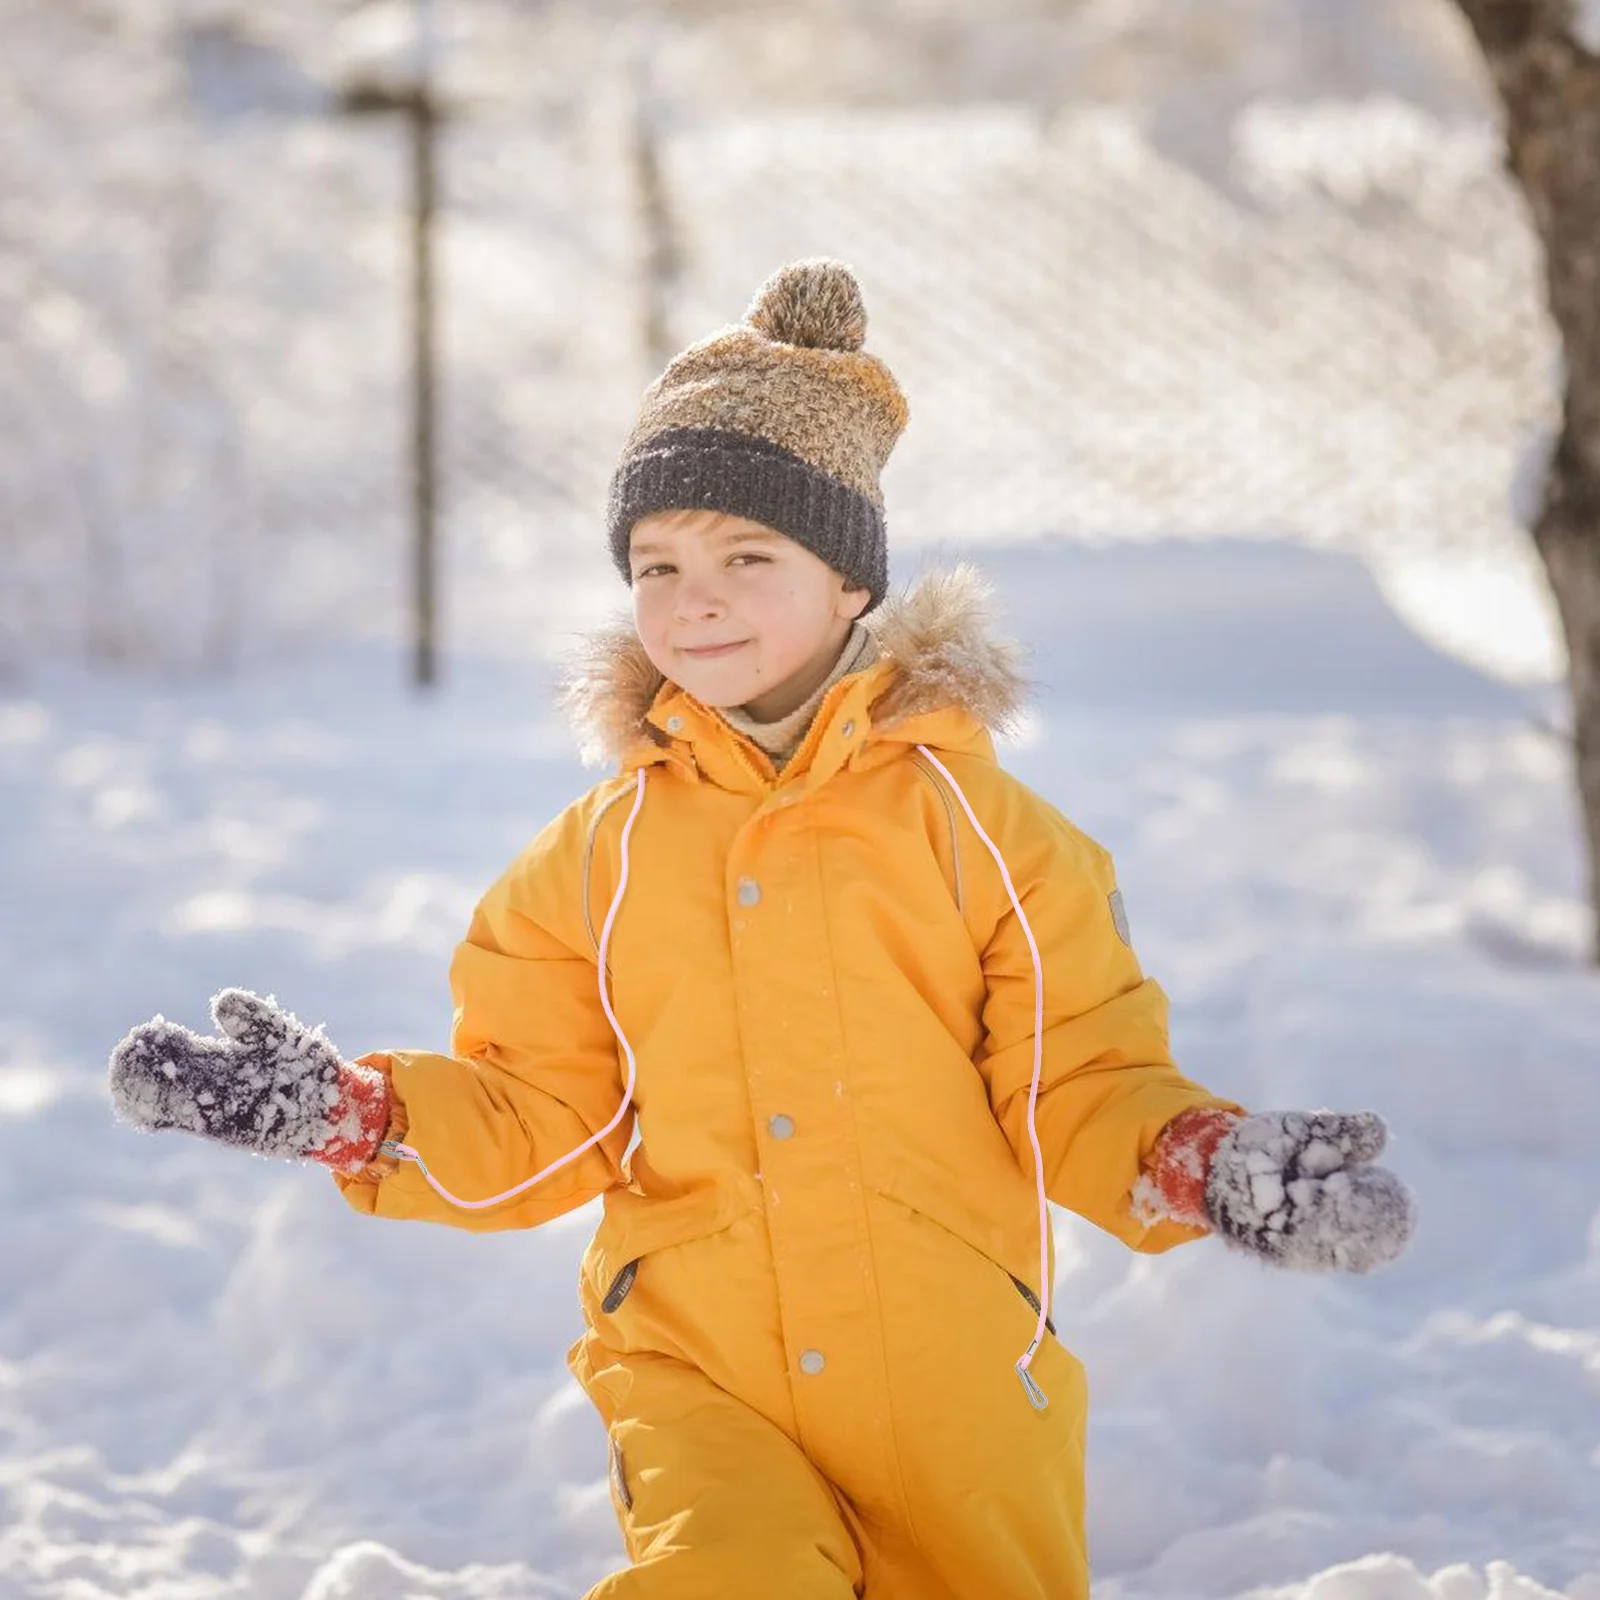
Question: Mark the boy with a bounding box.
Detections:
[110,259,1415,1598]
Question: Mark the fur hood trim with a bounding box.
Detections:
[561,564,1026,767]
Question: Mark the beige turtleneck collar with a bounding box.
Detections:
[716,621,879,770]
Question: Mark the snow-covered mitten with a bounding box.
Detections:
[1136,1107,1416,1273]
[108,988,391,1174]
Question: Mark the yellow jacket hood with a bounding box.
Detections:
[560,563,1028,773]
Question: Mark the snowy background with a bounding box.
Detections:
[4,1,1599,1597]
[3,540,1597,1599]
[0,0,1566,683]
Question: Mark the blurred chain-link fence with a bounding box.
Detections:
[0,0,1561,679]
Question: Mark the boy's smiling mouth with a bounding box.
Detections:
[680,641,749,658]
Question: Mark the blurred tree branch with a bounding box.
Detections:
[338,3,441,692]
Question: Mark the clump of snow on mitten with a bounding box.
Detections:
[109,988,383,1166]
[1204,1109,1417,1273]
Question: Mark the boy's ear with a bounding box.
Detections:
[836,582,871,622]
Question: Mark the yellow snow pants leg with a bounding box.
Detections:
[576,1346,864,1599]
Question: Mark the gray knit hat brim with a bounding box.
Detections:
[607,427,888,612]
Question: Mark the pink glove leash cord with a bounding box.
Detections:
[914,745,1051,1411]
[383,751,1053,1410]
[380,767,649,1210]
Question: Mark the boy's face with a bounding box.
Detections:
[629,509,870,721]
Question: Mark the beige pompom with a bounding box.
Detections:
[745,258,867,351]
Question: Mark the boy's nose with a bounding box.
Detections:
[673,581,725,621]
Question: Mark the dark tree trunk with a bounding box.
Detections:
[1455,0,1600,956]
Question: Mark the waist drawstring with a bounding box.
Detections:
[380,766,649,1210]
[384,750,1053,1411]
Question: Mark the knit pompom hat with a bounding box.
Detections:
[605,258,910,612]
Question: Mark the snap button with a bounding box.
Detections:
[736,877,762,907]
[841,719,855,739]
[665,715,683,734]
[799,1349,826,1375]
[768,1113,795,1140]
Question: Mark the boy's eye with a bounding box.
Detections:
[631,552,770,581]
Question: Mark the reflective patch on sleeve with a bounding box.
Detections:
[1108,888,1132,946]
[609,1433,632,1512]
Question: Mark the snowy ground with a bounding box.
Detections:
[2,538,1598,1599]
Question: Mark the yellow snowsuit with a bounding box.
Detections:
[336,569,1242,1598]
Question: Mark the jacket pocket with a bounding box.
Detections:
[601,1258,639,1312]
[874,1180,1057,1339]
[1006,1271,1057,1337]
[580,1178,757,1327]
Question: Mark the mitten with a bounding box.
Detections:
[1136,1106,1417,1273]
[108,988,391,1174]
